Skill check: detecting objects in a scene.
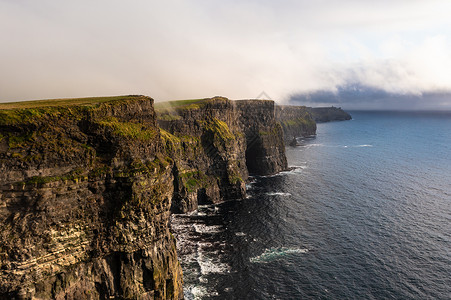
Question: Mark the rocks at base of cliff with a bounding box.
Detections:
[288,137,299,147]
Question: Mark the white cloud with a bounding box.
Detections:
[330,35,451,96]
[0,0,450,108]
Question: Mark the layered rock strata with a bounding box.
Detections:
[0,96,182,299]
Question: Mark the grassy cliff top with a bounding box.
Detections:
[154,98,232,118]
[0,95,153,126]
[154,98,209,113]
[0,95,144,110]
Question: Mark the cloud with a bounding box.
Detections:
[289,85,451,110]
[350,35,451,94]
[289,34,451,109]
[0,0,451,109]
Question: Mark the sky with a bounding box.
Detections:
[1,0,451,109]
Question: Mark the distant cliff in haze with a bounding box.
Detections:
[307,106,352,122]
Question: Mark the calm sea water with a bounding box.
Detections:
[172,111,451,299]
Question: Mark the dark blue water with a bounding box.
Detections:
[172,111,451,299]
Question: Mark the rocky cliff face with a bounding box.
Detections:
[274,105,352,145]
[156,97,287,214]
[0,95,289,298]
[0,96,182,299]
[156,97,247,214]
[275,105,317,144]
[307,107,352,122]
[235,100,287,175]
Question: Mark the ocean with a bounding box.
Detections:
[171,111,451,299]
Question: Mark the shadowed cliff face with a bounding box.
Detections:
[235,100,287,175]
[0,96,183,299]
[274,105,351,145]
[275,105,317,144]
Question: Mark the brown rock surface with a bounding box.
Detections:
[0,96,182,299]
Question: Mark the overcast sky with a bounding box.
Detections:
[1,0,451,109]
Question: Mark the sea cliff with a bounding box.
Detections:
[156,97,287,213]
[307,106,352,122]
[0,96,182,299]
[275,105,352,144]
[275,105,317,144]
[0,96,290,299]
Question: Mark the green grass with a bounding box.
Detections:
[154,98,213,116]
[0,95,150,126]
[0,108,50,125]
[158,114,182,121]
[0,95,141,110]
[155,99,208,122]
[229,174,244,184]
[155,97,231,122]
[203,118,234,140]
[154,98,206,109]
[179,170,209,192]
[24,168,86,185]
[98,117,157,141]
[160,129,181,144]
[8,132,35,148]
[282,117,315,128]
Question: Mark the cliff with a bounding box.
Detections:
[156,97,287,213]
[274,106,352,145]
[235,100,287,175]
[0,95,288,298]
[307,107,352,122]
[275,105,317,144]
[156,97,247,214]
[0,96,182,299]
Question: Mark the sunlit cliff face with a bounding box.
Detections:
[1,0,451,109]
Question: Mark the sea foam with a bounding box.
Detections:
[266,192,291,196]
[250,247,309,263]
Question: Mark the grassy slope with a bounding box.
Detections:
[0,95,138,110]
[0,96,219,112]
[154,99,208,113]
